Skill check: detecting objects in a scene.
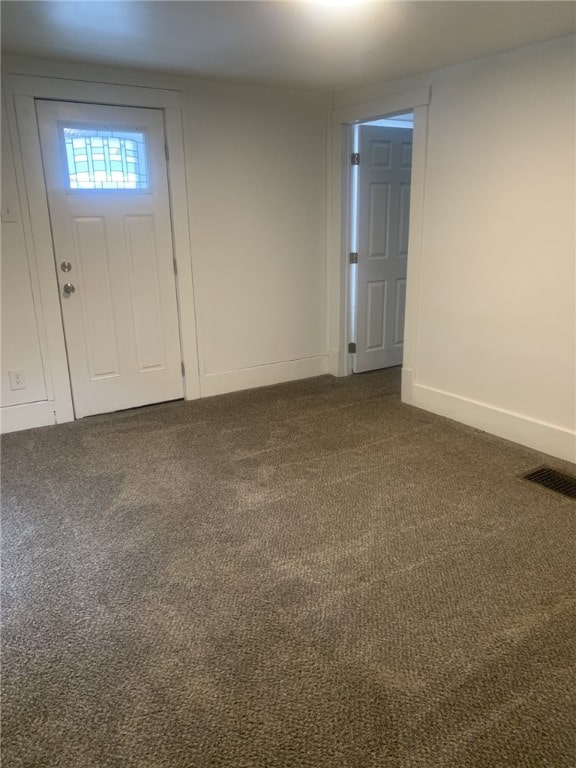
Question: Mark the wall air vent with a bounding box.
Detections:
[523,466,576,499]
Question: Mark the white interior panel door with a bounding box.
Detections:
[36,100,183,417]
[354,125,412,373]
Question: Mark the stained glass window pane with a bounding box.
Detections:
[62,127,149,190]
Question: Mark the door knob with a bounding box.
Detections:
[63,283,76,296]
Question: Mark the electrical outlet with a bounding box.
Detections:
[8,369,26,390]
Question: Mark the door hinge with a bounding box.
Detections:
[349,252,358,264]
[348,342,357,354]
[181,361,185,376]
[173,258,178,275]
[165,143,169,161]
[351,153,360,166]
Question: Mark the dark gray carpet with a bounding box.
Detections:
[2,369,575,767]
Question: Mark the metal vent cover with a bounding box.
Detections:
[523,466,576,498]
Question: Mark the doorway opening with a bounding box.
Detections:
[348,112,414,374]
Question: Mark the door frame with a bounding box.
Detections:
[4,72,200,424]
[326,86,430,402]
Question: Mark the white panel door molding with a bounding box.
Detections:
[353,124,412,373]
[36,100,184,417]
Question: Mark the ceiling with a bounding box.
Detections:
[2,1,574,93]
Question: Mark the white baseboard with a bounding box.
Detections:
[402,370,576,463]
[1,401,57,434]
[199,356,329,398]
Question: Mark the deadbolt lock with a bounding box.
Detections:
[60,261,72,272]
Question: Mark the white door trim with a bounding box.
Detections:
[4,74,200,424]
[327,87,430,393]
[331,87,430,126]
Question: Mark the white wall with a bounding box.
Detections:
[185,80,329,395]
[4,38,575,461]
[1,97,56,430]
[334,36,576,461]
[1,58,330,430]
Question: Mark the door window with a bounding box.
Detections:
[61,126,148,190]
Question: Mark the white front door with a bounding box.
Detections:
[353,125,412,373]
[36,100,184,417]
